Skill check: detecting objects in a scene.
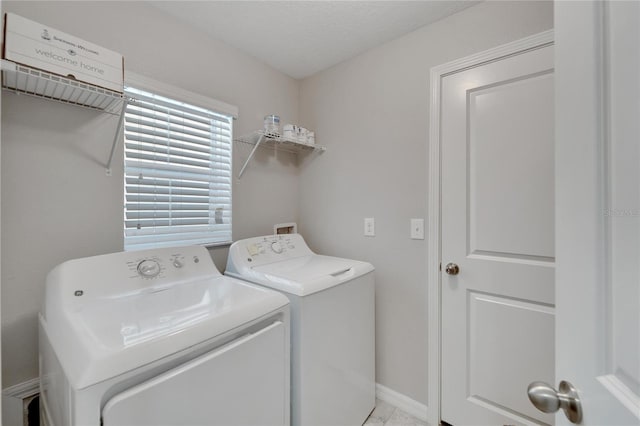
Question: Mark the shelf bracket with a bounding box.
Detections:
[237,133,265,178]
[105,98,128,176]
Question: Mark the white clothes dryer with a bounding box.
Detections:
[225,234,375,426]
[39,245,290,426]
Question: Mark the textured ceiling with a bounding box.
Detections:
[150,1,479,79]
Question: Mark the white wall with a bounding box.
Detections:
[298,1,553,405]
[1,1,301,389]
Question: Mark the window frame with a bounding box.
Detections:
[122,72,238,251]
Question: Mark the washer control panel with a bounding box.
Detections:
[229,234,314,268]
[245,235,295,258]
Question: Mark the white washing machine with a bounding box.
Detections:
[39,245,290,426]
[225,234,375,426]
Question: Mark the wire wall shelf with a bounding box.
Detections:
[1,59,127,175]
[1,59,124,114]
[234,131,326,178]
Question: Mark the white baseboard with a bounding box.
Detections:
[376,383,428,422]
[3,379,427,425]
[2,377,40,426]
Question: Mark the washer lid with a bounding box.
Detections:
[42,275,288,390]
[230,255,374,296]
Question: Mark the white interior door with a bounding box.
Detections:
[553,1,640,425]
[440,42,555,425]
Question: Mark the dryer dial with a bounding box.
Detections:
[270,241,284,254]
[137,259,161,278]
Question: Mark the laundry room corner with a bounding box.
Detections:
[297,0,553,415]
[0,2,302,419]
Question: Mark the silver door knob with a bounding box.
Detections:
[528,380,582,424]
[444,263,459,275]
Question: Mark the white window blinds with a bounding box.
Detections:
[123,86,232,251]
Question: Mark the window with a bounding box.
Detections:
[123,85,234,250]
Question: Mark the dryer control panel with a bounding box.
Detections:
[46,245,221,306]
[125,251,199,281]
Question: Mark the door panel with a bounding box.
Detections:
[468,293,554,421]
[555,1,640,424]
[605,0,640,409]
[441,44,555,425]
[469,72,554,260]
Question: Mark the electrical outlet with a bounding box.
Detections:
[411,218,424,239]
[364,217,375,237]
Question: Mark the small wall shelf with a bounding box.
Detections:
[234,131,326,178]
[1,59,127,174]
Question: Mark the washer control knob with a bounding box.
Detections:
[137,259,161,278]
[173,258,184,268]
[271,241,284,254]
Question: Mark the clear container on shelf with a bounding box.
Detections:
[264,115,280,136]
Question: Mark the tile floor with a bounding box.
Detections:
[364,399,429,426]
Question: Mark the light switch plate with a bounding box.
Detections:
[411,218,424,239]
[364,217,375,237]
